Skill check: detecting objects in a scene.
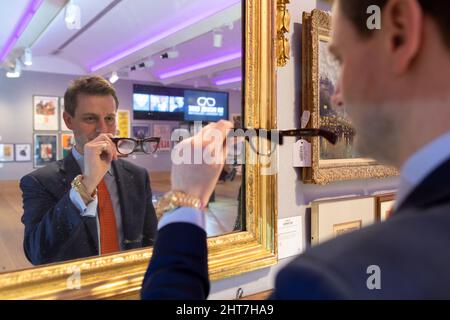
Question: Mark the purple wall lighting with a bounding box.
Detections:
[89,0,241,72]
[158,51,242,80]
[215,76,242,86]
[0,0,44,62]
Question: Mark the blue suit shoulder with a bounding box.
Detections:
[275,204,450,299]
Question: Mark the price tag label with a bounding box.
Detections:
[293,139,311,167]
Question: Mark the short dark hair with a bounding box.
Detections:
[64,76,119,116]
[338,0,450,50]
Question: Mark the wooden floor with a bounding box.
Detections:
[0,172,242,273]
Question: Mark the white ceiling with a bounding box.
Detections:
[0,0,242,90]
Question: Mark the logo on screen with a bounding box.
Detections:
[197,97,216,107]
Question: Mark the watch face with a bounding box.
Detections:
[157,193,173,210]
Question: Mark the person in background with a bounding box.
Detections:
[21,76,157,265]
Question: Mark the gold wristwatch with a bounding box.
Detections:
[71,175,97,205]
[155,190,202,219]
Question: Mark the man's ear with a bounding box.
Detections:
[62,111,74,130]
[383,0,423,74]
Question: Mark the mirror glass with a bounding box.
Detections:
[0,0,243,273]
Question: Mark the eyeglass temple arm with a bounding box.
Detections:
[228,128,338,145]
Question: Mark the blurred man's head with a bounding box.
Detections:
[63,76,119,153]
[330,0,450,167]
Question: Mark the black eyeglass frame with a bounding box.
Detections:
[227,128,338,156]
[110,137,161,155]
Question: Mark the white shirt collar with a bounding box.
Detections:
[396,131,450,208]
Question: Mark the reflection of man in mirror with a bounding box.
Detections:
[20,76,157,265]
[141,1,450,300]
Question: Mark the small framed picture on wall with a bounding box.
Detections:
[0,144,15,162]
[132,125,150,139]
[311,196,376,246]
[153,124,171,151]
[15,144,32,162]
[34,134,58,168]
[60,133,75,159]
[33,96,59,131]
[376,193,396,222]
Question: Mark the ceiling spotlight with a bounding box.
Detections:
[23,48,32,66]
[160,50,179,59]
[213,32,223,48]
[6,60,21,78]
[142,59,154,68]
[137,59,154,68]
[109,71,119,83]
[65,0,81,30]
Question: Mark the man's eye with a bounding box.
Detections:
[84,117,96,122]
[105,117,115,123]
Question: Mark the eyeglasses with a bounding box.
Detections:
[111,137,161,155]
[228,128,338,156]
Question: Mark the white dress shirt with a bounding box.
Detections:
[69,147,125,250]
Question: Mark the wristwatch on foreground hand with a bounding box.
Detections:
[155,190,203,219]
[71,174,97,205]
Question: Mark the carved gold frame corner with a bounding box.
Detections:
[301,9,398,185]
[0,0,278,300]
[276,0,290,67]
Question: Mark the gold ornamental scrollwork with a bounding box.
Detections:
[277,0,290,67]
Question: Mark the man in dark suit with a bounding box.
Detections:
[21,76,157,265]
[141,0,450,299]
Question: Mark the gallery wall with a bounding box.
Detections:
[0,71,242,180]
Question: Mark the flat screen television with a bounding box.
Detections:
[133,84,185,121]
[184,89,229,122]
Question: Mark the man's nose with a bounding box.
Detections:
[96,119,109,133]
[331,79,344,107]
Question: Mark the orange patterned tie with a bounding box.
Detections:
[97,178,120,254]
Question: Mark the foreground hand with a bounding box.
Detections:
[83,134,118,194]
[171,120,233,206]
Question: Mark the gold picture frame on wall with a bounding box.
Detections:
[311,196,376,246]
[301,9,398,185]
[0,0,278,300]
[376,193,396,222]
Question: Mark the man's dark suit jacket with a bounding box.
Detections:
[21,151,158,265]
[141,157,450,299]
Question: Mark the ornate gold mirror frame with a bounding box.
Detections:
[0,0,278,299]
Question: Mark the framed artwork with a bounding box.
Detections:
[376,193,396,222]
[117,109,130,138]
[59,97,70,131]
[311,196,376,245]
[153,124,171,151]
[301,10,398,184]
[34,134,58,168]
[0,144,15,162]
[132,125,150,139]
[33,95,59,131]
[60,133,75,159]
[15,144,32,162]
